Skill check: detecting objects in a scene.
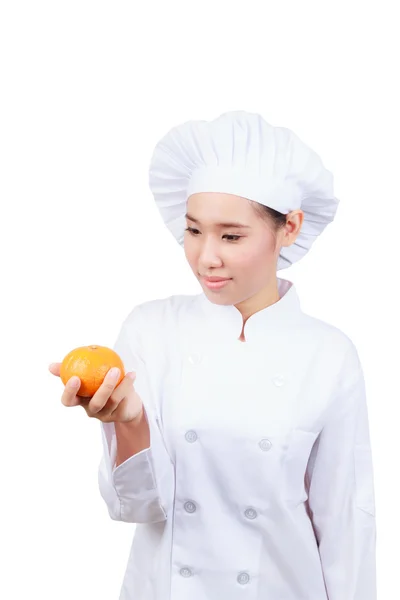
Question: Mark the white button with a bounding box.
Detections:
[188,353,202,364]
[184,501,197,513]
[237,572,250,584]
[259,438,272,451]
[180,567,193,577]
[185,430,198,443]
[272,374,285,386]
[244,508,257,519]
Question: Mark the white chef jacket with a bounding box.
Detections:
[98,277,377,600]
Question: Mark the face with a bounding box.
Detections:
[184,192,303,316]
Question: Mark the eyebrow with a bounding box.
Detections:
[185,213,251,229]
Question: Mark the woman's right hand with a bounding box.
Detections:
[48,363,144,423]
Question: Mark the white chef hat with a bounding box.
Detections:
[148,110,339,270]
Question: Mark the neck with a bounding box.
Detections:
[234,278,280,324]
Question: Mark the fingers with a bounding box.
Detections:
[57,364,136,418]
[52,362,82,407]
[49,362,61,376]
[61,375,82,407]
[85,369,133,417]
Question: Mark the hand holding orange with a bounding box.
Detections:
[49,344,144,423]
[59,345,125,398]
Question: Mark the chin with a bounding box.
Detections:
[203,290,233,305]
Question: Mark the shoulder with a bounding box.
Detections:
[118,294,199,369]
[297,310,362,375]
[122,292,199,333]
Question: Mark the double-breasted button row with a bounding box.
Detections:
[181,424,258,586]
[182,353,275,588]
[179,567,251,584]
[183,500,257,520]
[185,430,272,451]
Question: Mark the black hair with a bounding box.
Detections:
[247,199,287,253]
[247,199,287,231]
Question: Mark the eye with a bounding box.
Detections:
[224,235,241,241]
[184,227,241,242]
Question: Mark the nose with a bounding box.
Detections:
[198,239,224,270]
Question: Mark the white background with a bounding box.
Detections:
[0,1,397,598]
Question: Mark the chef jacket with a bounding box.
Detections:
[98,277,377,600]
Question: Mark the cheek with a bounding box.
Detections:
[185,242,194,253]
[233,245,275,276]
[183,241,197,266]
[233,250,254,267]
[236,243,273,267]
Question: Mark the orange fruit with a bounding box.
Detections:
[60,345,125,398]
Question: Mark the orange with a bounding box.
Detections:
[60,345,125,398]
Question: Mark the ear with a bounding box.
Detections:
[280,211,304,247]
[289,210,304,234]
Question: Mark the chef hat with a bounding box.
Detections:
[148,110,339,270]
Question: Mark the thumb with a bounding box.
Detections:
[126,371,137,381]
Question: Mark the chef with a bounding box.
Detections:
[98,110,377,600]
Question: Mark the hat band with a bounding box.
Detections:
[186,165,302,214]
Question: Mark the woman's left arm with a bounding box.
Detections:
[305,347,377,600]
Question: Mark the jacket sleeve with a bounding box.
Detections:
[305,345,377,600]
[97,305,174,524]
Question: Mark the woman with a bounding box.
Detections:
[53,111,377,599]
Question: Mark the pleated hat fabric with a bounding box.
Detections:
[148,110,339,270]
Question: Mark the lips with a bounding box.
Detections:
[203,276,231,282]
[203,277,231,290]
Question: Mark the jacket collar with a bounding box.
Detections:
[195,277,303,344]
